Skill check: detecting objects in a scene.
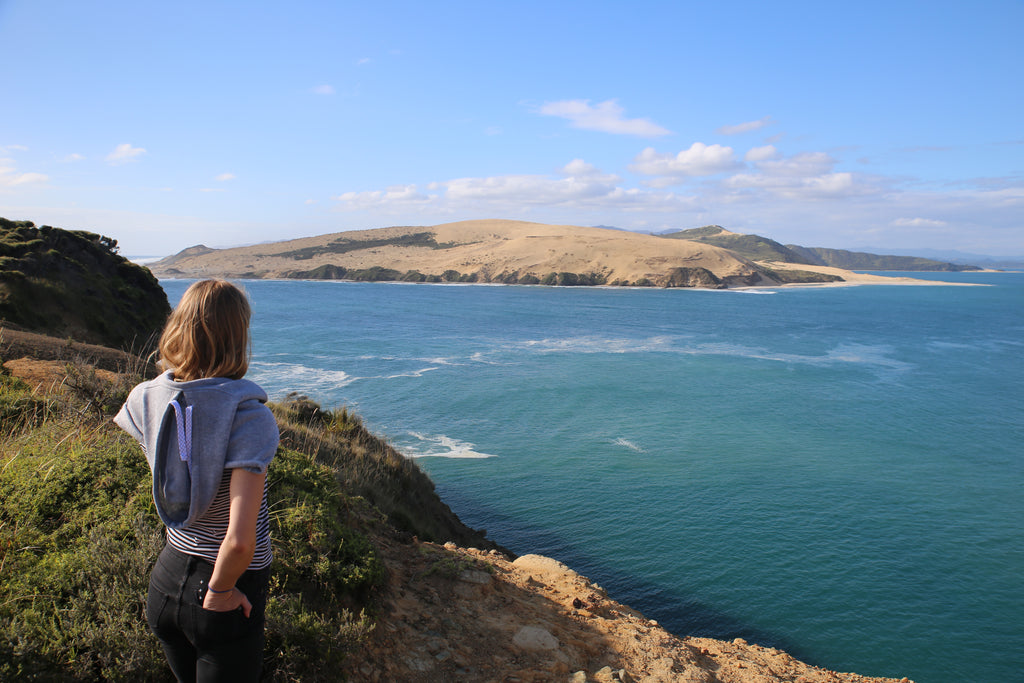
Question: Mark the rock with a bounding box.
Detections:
[569,672,588,683]
[458,569,493,585]
[594,666,616,682]
[513,625,560,651]
[513,554,580,579]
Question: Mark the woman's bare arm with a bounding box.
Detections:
[202,468,266,616]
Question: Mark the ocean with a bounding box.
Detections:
[162,273,1024,683]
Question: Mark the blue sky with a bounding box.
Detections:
[1,0,1021,258]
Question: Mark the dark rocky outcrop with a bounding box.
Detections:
[0,218,170,352]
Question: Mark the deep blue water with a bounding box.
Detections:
[162,273,1024,683]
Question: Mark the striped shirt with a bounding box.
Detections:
[166,470,273,570]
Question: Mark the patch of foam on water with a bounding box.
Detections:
[614,438,646,453]
[401,432,498,459]
[250,361,359,394]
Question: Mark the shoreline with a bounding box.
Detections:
[158,271,988,289]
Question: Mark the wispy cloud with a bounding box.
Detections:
[0,158,48,187]
[539,99,672,137]
[892,217,948,227]
[745,145,780,162]
[333,160,692,215]
[717,116,774,135]
[312,84,335,95]
[62,153,85,162]
[215,172,236,182]
[106,143,146,165]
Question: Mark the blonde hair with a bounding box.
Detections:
[158,279,251,381]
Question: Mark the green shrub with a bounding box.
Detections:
[0,376,385,681]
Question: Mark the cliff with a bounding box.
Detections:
[0,218,170,351]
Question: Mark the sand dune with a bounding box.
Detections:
[150,219,956,288]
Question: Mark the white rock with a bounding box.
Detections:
[512,625,559,651]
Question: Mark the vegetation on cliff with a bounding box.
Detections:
[663,226,815,265]
[0,350,497,680]
[0,218,170,351]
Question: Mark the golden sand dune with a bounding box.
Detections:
[149,219,950,288]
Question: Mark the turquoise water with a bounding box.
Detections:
[163,274,1024,683]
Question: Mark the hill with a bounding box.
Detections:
[662,226,816,265]
[663,225,980,272]
[0,218,170,351]
[150,219,848,288]
[784,245,982,271]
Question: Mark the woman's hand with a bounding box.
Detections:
[203,586,253,617]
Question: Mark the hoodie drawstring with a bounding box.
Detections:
[169,399,193,475]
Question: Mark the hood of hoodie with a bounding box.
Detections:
[115,371,279,529]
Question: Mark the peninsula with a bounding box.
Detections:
[149,219,976,289]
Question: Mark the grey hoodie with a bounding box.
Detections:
[114,370,279,529]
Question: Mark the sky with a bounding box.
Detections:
[1,0,1022,258]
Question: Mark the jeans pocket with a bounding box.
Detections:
[193,604,250,648]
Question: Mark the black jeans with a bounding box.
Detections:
[146,544,271,683]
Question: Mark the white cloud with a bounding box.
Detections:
[560,159,603,178]
[745,145,780,162]
[892,217,948,227]
[539,99,672,137]
[312,84,335,95]
[717,116,773,135]
[630,143,741,180]
[62,153,85,162]
[198,188,226,193]
[332,161,695,218]
[215,173,236,182]
[106,143,146,165]
[727,171,864,200]
[333,184,435,209]
[357,57,371,65]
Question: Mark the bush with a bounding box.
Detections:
[0,371,385,681]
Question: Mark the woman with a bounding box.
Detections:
[115,279,279,682]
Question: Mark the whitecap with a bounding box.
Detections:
[401,432,498,459]
[613,438,646,453]
[249,361,360,392]
[384,367,439,379]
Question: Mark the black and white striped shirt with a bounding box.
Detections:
[167,470,272,570]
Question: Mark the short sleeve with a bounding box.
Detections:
[224,398,280,474]
[113,398,144,443]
